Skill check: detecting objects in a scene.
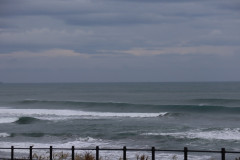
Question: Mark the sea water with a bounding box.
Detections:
[0,82,240,159]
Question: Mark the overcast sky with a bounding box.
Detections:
[0,0,240,83]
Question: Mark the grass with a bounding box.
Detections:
[1,152,189,160]
[15,152,153,160]
[31,151,99,160]
[12,151,240,160]
[6,153,240,160]
[136,154,149,160]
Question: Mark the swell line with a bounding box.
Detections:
[192,98,240,103]
[17,99,240,113]
[19,99,136,107]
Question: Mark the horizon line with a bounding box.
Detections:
[1,80,240,84]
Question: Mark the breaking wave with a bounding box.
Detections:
[0,108,167,124]
[0,137,110,152]
[14,117,41,124]
[0,117,18,124]
[0,133,10,138]
[142,128,240,141]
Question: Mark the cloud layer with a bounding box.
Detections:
[0,0,239,82]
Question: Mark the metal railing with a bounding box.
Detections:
[0,146,240,160]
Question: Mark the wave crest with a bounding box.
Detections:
[14,117,41,124]
[18,99,240,113]
[0,109,167,123]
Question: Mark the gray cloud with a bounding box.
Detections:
[0,0,99,16]
[63,13,160,26]
[0,0,239,82]
[104,0,209,3]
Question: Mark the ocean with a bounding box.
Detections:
[0,82,240,159]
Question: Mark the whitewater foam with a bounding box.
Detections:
[142,128,240,140]
[0,137,111,153]
[0,133,10,138]
[0,109,167,122]
[0,117,18,124]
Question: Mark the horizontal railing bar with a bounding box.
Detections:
[28,148,52,150]
[125,149,184,152]
[32,148,96,150]
[97,148,123,151]
[125,149,152,151]
[0,147,240,154]
[225,151,240,154]
[48,148,74,150]
[75,148,97,150]
[188,150,221,153]
[155,149,184,152]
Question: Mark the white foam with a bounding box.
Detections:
[0,132,10,138]
[0,137,111,154]
[0,108,167,120]
[0,117,18,124]
[142,128,240,140]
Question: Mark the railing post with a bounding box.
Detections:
[72,146,75,160]
[184,147,188,160]
[221,148,226,160]
[29,146,33,160]
[50,146,53,160]
[123,146,127,160]
[11,146,14,160]
[96,146,99,160]
[152,147,155,160]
